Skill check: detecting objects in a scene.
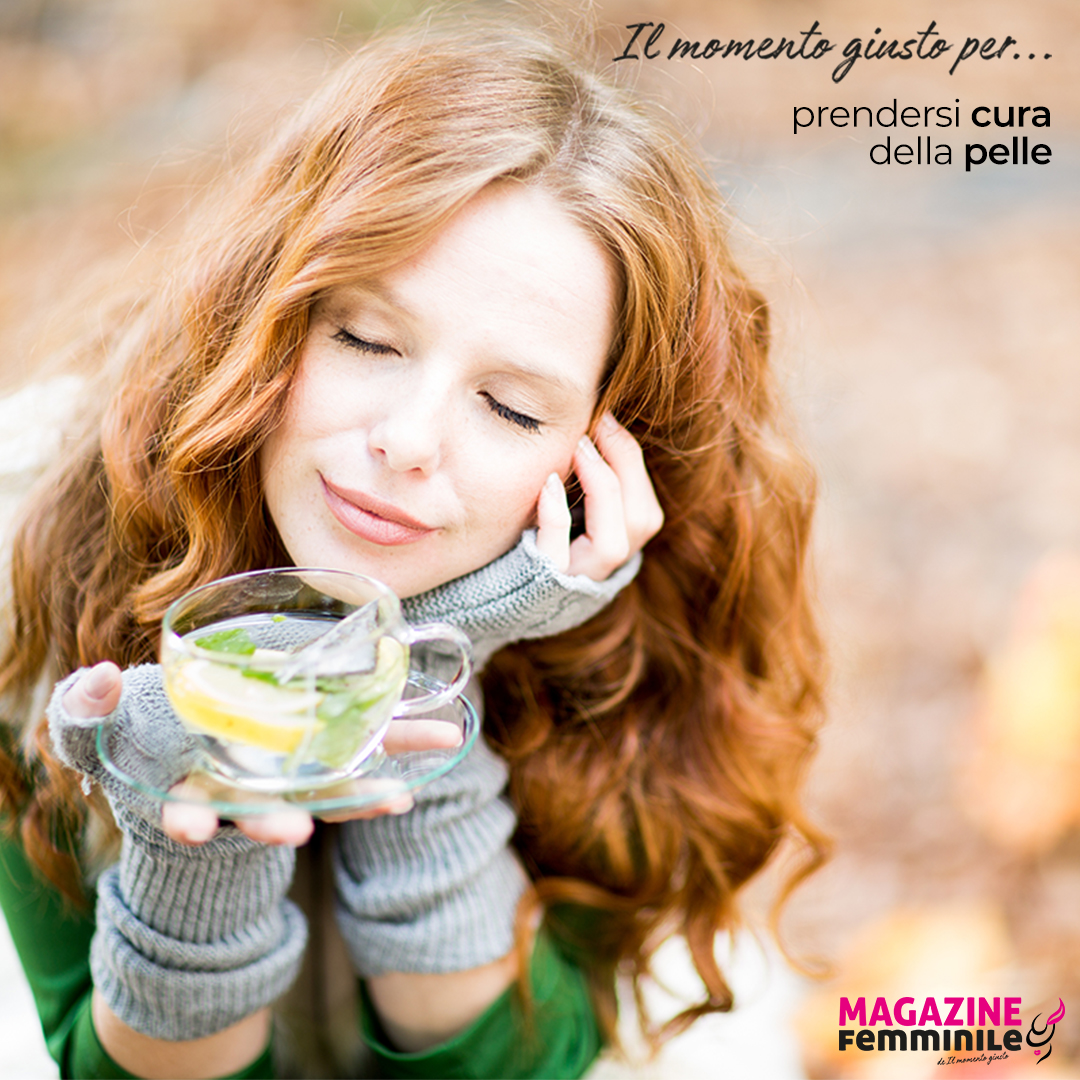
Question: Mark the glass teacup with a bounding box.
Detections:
[160,568,472,793]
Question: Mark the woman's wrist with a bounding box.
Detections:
[365,949,518,1053]
[91,992,272,1080]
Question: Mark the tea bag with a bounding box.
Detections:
[276,601,379,682]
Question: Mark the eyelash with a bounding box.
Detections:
[332,327,541,433]
[481,393,541,433]
[332,328,396,355]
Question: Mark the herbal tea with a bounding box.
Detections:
[164,613,408,788]
[160,568,473,793]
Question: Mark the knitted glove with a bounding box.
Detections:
[335,529,639,976]
[334,730,524,976]
[401,526,641,671]
[48,664,307,1040]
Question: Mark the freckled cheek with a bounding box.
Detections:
[288,351,375,437]
[459,458,556,533]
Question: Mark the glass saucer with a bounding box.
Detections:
[95,676,479,817]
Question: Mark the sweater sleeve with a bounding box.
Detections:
[358,929,602,1079]
[332,729,529,977]
[0,816,96,1077]
[3,817,601,1080]
[46,666,308,1042]
[0,820,276,1079]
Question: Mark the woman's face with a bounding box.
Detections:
[260,183,618,598]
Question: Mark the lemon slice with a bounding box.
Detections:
[378,636,407,673]
[168,659,323,753]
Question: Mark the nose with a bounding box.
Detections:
[366,379,445,475]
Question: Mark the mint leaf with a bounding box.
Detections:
[194,627,257,655]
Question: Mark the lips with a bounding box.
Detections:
[320,476,437,546]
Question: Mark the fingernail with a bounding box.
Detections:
[83,663,114,702]
[179,820,217,843]
[599,411,620,432]
[544,472,564,494]
[577,435,601,460]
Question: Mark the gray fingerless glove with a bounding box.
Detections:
[401,527,641,671]
[335,529,638,977]
[333,733,527,976]
[48,664,307,1040]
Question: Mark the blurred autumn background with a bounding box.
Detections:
[1,1,1077,1077]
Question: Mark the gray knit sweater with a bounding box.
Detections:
[48,530,640,1040]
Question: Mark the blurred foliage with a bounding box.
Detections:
[958,555,1080,854]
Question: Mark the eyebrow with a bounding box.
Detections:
[329,282,600,402]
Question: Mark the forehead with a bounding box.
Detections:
[409,182,611,303]
[325,182,618,398]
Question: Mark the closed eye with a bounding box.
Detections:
[332,328,397,355]
[481,392,541,433]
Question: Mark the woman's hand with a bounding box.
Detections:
[535,411,664,580]
[63,662,462,847]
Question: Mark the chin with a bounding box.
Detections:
[306,529,527,600]
[340,557,453,601]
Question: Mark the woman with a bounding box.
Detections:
[0,15,824,1080]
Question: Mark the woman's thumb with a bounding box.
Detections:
[63,661,123,719]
